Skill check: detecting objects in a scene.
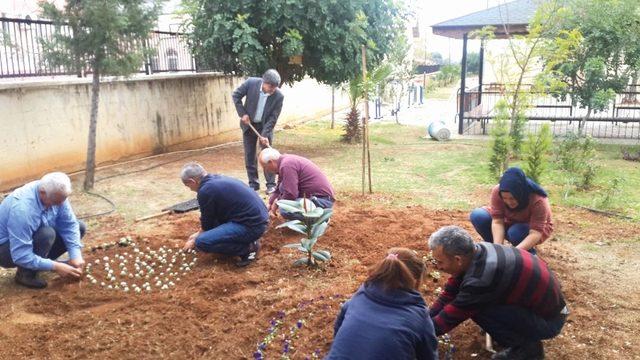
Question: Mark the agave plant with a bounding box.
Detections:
[276,198,333,266]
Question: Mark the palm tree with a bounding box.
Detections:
[342,64,392,143]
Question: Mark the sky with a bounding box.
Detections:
[156,0,507,61]
[415,0,507,61]
[60,0,513,61]
[0,0,510,62]
[0,0,510,55]
[163,0,183,14]
[159,0,508,62]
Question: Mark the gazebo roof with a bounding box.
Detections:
[432,0,538,39]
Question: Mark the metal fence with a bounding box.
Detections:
[459,84,640,139]
[0,16,195,78]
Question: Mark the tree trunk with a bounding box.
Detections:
[579,106,592,136]
[626,73,638,103]
[83,66,101,191]
[330,86,335,129]
[361,47,367,196]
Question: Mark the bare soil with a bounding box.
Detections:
[1,199,639,360]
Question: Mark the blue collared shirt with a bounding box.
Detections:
[253,82,270,123]
[0,180,82,270]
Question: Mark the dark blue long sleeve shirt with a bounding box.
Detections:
[326,282,439,360]
[197,175,268,231]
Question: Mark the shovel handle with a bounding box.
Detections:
[135,210,171,222]
[247,122,271,148]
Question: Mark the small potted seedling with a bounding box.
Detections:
[276,198,333,266]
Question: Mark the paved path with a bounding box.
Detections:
[369,84,461,139]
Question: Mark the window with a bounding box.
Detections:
[166,48,178,71]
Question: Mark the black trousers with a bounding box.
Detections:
[243,123,275,190]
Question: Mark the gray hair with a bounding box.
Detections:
[428,226,475,257]
[259,148,281,164]
[262,69,281,87]
[181,162,207,182]
[40,172,72,197]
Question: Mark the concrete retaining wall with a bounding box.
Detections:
[0,73,347,189]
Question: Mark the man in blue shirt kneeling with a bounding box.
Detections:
[180,162,269,267]
[0,172,86,289]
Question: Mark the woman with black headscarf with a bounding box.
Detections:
[469,167,553,254]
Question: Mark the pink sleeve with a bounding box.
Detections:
[488,185,505,219]
[528,197,550,235]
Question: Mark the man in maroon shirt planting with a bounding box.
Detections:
[427,225,568,360]
[258,148,335,220]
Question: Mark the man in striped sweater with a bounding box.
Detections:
[428,226,568,360]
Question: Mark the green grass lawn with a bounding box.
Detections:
[277,121,640,220]
[424,84,456,100]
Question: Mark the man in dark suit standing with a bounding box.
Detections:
[232,69,285,194]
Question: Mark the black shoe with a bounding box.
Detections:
[265,186,276,195]
[492,342,544,360]
[517,341,544,360]
[15,267,48,289]
[236,241,260,267]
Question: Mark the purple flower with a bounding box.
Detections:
[277,310,286,319]
[283,340,290,353]
[296,320,303,329]
[259,343,267,350]
[253,351,263,359]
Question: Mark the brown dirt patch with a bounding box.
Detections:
[0,200,638,359]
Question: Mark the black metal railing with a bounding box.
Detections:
[459,83,640,139]
[0,16,195,78]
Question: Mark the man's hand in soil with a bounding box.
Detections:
[259,136,270,147]
[183,231,200,251]
[53,261,83,278]
[69,257,85,271]
[241,115,251,126]
[183,239,196,251]
[269,202,279,219]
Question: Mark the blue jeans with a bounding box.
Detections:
[195,222,267,257]
[0,221,87,268]
[472,305,566,347]
[280,196,334,221]
[469,208,536,255]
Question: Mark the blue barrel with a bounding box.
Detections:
[428,121,451,141]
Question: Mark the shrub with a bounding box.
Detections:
[434,64,461,86]
[599,177,625,209]
[489,100,512,180]
[523,124,553,184]
[557,132,598,190]
[510,111,527,157]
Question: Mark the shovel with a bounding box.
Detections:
[135,198,200,222]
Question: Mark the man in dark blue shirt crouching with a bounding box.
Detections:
[180,162,269,267]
